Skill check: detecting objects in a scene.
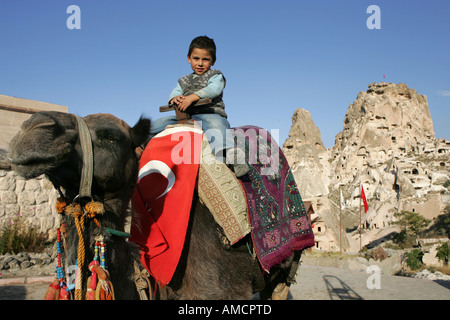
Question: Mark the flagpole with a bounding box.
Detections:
[339,185,342,253]
[359,183,362,252]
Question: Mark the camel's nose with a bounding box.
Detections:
[22,114,57,132]
[9,112,59,165]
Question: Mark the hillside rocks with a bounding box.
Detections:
[283,82,449,253]
[301,248,403,276]
[0,251,54,275]
[414,269,450,281]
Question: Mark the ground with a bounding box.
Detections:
[1,258,449,300]
[293,264,450,300]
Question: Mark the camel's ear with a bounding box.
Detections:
[131,116,151,148]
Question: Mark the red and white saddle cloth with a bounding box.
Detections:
[129,125,203,286]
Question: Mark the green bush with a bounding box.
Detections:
[392,229,416,248]
[405,249,424,270]
[436,242,449,266]
[0,214,48,255]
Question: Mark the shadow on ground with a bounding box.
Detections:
[323,275,363,300]
[0,285,27,300]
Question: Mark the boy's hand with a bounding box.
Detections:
[170,95,185,106]
[176,94,200,112]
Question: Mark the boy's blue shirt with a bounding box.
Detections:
[169,73,225,102]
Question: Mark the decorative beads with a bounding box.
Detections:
[94,236,107,270]
[55,228,66,287]
[54,226,71,299]
[100,241,107,270]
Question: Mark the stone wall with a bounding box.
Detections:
[0,169,60,239]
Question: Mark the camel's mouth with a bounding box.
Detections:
[8,143,74,179]
[10,154,57,166]
[8,111,79,179]
[9,154,66,179]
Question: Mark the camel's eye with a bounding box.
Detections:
[96,128,124,144]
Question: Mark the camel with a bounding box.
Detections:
[8,111,302,300]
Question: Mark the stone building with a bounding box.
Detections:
[0,94,67,238]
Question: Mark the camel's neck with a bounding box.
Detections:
[60,194,133,298]
[102,196,130,232]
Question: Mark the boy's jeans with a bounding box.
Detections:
[150,113,235,159]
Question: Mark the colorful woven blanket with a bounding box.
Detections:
[233,126,315,272]
[129,125,203,286]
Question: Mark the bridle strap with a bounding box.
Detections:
[74,115,94,200]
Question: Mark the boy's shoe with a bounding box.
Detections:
[226,148,250,177]
[230,163,250,177]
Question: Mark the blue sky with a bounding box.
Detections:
[1,0,449,148]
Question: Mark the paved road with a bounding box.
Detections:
[1,264,449,300]
[291,264,450,300]
[0,280,50,300]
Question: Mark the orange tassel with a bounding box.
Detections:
[96,279,115,300]
[94,269,115,300]
[55,198,69,214]
[85,201,104,216]
[44,279,61,300]
[85,201,104,228]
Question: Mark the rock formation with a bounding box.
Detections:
[283,82,449,252]
[283,108,330,199]
[331,82,436,187]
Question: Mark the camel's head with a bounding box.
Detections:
[9,111,150,201]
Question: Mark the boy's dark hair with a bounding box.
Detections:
[188,36,216,63]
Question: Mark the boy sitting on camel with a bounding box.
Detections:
[151,35,248,177]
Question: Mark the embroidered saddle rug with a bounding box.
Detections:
[197,133,251,245]
[233,126,315,272]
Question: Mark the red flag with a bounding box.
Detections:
[361,185,369,213]
[129,126,203,286]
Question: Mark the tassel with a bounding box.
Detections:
[85,201,104,216]
[44,279,61,300]
[65,203,83,218]
[86,261,99,300]
[91,265,115,300]
[59,285,70,300]
[96,278,115,300]
[85,201,105,228]
[86,276,96,300]
[55,197,69,214]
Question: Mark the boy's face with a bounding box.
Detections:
[187,48,214,75]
